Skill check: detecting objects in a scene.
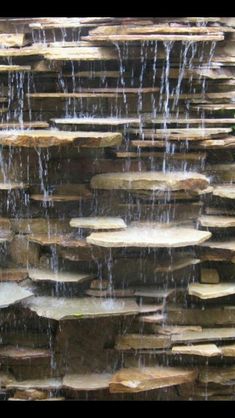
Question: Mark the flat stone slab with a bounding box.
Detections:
[30,194,91,202]
[134,287,176,299]
[63,374,112,391]
[188,283,235,299]
[0,130,122,148]
[213,184,235,199]
[154,254,200,273]
[70,217,127,230]
[171,328,235,344]
[156,326,203,335]
[0,346,50,360]
[22,297,142,320]
[86,226,211,248]
[172,344,221,357]
[0,33,26,47]
[199,366,235,384]
[129,127,231,140]
[52,117,141,126]
[0,283,33,308]
[109,366,197,393]
[86,289,135,298]
[0,268,28,282]
[221,344,235,357]
[198,215,235,228]
[0,182,26,190]
[28,269,94,284]
[7,378,63,390]
[0,65,31,72]
[91,171,209,191]
[115,334,171,350]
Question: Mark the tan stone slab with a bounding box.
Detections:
[172,344,221,357]
[129,128,231,140]
[171,328,235,344]
[114,151,206,161]
[154,254,200,273]
[188,283,235,300]
[0,182,26,190]
[109,366,197,393]
[86,289,135,298]
[0,372,15,388]
[0,65,31,72]
[89,24,223,35]
[199,366,235,384]
[115,334,171,350]
[0,268,28,283]
[85,34,224,42]
[193,104,235,111]
[200,268,220,284]
[22,297,141,320]
[0,33,26,47]
[0,130,122,148]
[52,117,141,126]
[0,46,118,60]
[30,194,91,202]
[150,118,235,125]
[213,185,235,199]
[156,326,203,335]
[138,313,165,324]
[0,283,33,308]
[221,344,235,357]
[7,378,63,390]
[28,88,159,98]
[0,122,49,129]
[91,171,209,191]
[63,374,112,391]
[134,287,176,299]
[28,269,94,284]
[191,138,235,149]
[0,346,50,360]
[199,240,235,262]
[70,217,127,230]
[86,226,211,248]
[199,215,235,228]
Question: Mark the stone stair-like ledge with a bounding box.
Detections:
[90,171,209,191]
[86,225,211,248]
[70,217,127,230]
[0,130,122,148]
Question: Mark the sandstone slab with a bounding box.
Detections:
[198,215,235,228]
[188,283,235,299]
[28,269,94,284]
[109,367,197,393]
[115,334,170,350]
[0,130,122,148]
[63,374,112,391]
[70,217,127,230]
[171,344,221,357]
[91,171,209,191]
[86,226,211,248]
[22,297,141,320]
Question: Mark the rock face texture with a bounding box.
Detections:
[0,16,234,401]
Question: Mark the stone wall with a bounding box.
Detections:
[0,17,234,400]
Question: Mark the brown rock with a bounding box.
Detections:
[115,334,171,350]
[109,367,198,393]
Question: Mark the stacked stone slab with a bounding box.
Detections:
[0,17,235,400]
